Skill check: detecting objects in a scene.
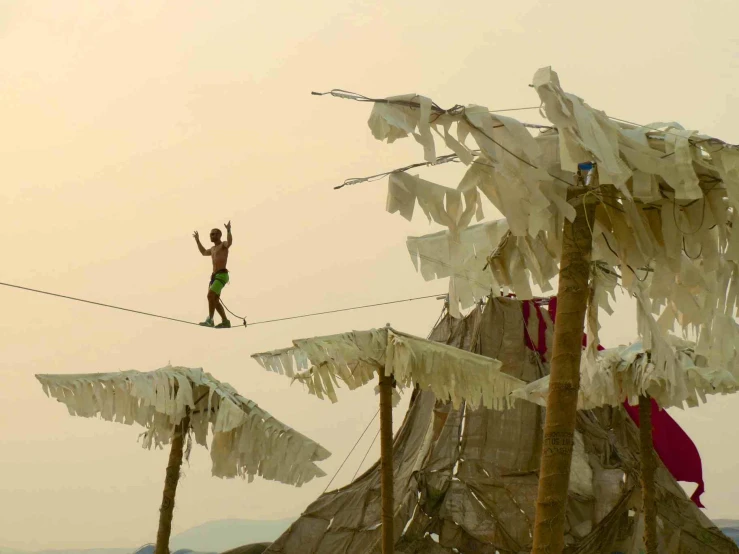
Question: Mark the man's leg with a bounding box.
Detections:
[207,291,218,319]
[199,291,217,326]
[210,276,231,328]
[213,294,227,321]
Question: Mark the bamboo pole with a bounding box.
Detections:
[639,396,658,554]
[155,416,191,554]
[532,167,597,554]
[378,369,395,554]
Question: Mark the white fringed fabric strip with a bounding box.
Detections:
[405,218,559,317]
[36,366,330,487]
[511,338,739,410]
[251,327,525,410]
[363,67,739,385]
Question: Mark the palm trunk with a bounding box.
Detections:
[378,369,395,554]
[639,395,658,554]
[155,416,190,554]
[532,169,597,554]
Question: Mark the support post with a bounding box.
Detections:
[378,369,395,554]
[155,416,190,554]
[639,396,658,554]
[532,166,597,553]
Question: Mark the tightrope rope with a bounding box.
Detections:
[0,280,445,330]
[0,281,200,326]
[246,293,444,326]
[218,298,248,327]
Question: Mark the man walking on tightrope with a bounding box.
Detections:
[193,221,232,328]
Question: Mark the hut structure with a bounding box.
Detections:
[259,297,738,554]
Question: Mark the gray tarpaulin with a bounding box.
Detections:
[264,297,738,554]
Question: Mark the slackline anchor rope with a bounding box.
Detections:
[218,298,248,328]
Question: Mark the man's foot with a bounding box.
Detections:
[216,319,231,328]
[199,317,215,327]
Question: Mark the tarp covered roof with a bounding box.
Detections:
[262,298,737,553]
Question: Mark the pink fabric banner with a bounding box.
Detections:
[518,295,705,507]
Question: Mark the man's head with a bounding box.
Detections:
[209,228,222,243]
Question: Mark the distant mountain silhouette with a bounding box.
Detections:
[1,517,295,554]
[133,546,210,554]
[170,518,295,552]
[1,549,132,554]
[2,516,737,551]
[715,521,739,546]
[220,545,269,554]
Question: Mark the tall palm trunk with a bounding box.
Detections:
[378,370,395,554]
[639,396,658,554]
[155,416,191,554]
[532,168,597,553]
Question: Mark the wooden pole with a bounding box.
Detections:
[378,369,395,554]
[155,416,190,554]
[639,396,658,554]
[532,167,597,554]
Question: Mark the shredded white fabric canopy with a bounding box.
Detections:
[36,366,330,487]
[405,215,619,318]
[406,218,562,315]
[511,338,739,411]
[362,66,739,386]
[251,327,524,410]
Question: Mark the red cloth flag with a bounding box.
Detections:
[519,296,705,507]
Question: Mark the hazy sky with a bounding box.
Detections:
[1,0,738,550]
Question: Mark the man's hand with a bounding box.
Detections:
[193,230,208,255]
[225,220,233,247]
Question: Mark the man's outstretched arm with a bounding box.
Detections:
[225,220,233,248]
[193,231,210,255]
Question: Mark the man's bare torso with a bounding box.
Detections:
[209,242,229,272]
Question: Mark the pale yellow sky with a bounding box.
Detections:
[1,0,738,550]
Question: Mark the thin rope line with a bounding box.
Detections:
[323,409,380,494]
[462,113,576,188]
[327,302,446,489]
[316,87,738,150]
[0,280,445,329]
[487,106,541,113]
[218,298,248,327]
[336,153,463,190]
[246,293,444,326]
[335,151,562,190]
[0,281,200,327]
[318,89,734,147]
[607,116,732,144]
[317,88,739,196]
[352,427,381,482]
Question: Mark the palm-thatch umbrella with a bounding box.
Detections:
[511,337,739,553]
[251,325,525,553]
[36,365,331,554]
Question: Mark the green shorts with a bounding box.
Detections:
[209,271,229,295]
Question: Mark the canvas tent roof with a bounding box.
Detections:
[261,297,737,554]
